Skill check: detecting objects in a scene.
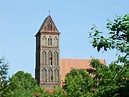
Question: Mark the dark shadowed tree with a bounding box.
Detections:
[0,58,9,97]
[87,59,129,97]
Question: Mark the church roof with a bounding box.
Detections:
[38,15,59,33]
[38,15,48,32]
[60,58,106,81]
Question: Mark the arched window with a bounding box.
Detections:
[50,37,52,46]
[48,19,52,31]
[54,68,59,82]
[42,68,47,82]
[43,51,47,65]
[42,36,47,46]
[54,37,58,46]
[54,51,58,66]
[48,68,53,82]
[48,36,52,46]
[48,51,52,65]
[48,38,50,46]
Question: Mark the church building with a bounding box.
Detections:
[35,15,106,89]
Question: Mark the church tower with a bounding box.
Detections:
[35,15,60,89]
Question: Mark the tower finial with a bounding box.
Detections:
[48,10,50,15]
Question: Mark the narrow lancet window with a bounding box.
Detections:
[48,36,52,46]
[48,19,52,31]
[43,51,47,65]
[54,51,58,66]
[54,37,58,46]
[42,68,47,82]
[48,51,52,65]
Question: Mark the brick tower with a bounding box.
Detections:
[35,15,60,89]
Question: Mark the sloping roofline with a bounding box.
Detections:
[38,15,59,32]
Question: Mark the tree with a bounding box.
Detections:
[63,69,94,97]
[89,14,129,96]
[49,88,66,97]
[0,59,65,97]
[8,71,41,97]
[87,59,129,97]
[0,58,9,97]
[89,14,129,65]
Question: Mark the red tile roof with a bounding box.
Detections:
[60,59,106,81]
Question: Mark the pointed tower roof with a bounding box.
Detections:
[38,15,59,33]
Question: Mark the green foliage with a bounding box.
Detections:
[0,58,9,97]
[64,69,94,97]
[50,88,66,97]
[0,61,65,97]
[62,58,129,97]
[9,71,37,90]
[89,14,129,65]
[8,71,42,97]
[87,59,129,97]
[32,87,66,97]
[89,14,129,96]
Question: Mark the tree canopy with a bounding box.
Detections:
[89,14,129,65]
[0,58,9,97]
[8,71,42,97]
[88,14,129,97]
[64,69,93,97]
[88,59,129,97]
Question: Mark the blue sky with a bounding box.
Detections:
[0,0,129,77]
